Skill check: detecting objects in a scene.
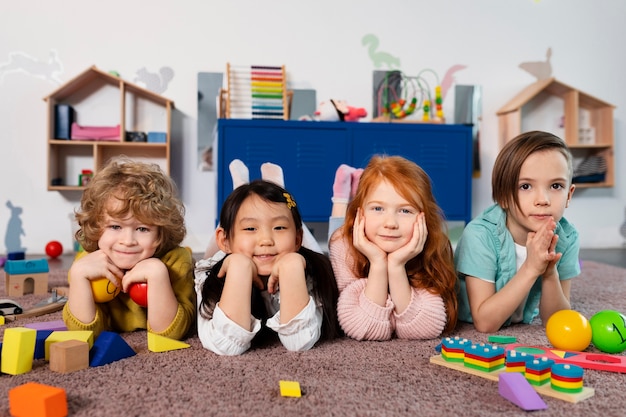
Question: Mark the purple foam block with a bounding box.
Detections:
[25,320,67,332]
[499,372,547,411]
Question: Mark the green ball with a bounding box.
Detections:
[590,310,626,354]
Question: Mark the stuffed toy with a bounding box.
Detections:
[301,99,367,122]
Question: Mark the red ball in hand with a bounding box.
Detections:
[128,282,148,307]
[45,240,63,258]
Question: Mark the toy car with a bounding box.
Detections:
[0,299,23,316]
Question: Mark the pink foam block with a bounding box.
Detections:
[499,372,547,411]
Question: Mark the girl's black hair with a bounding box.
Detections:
[199,179,341,341]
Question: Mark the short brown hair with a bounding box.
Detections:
[75,157,186,257]
[492,131,573,211]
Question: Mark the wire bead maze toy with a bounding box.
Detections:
[222,63,290,120]
[375,69,444,122]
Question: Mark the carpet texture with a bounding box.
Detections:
[0,260,624,417]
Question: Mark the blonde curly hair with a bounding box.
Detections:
[75,157,186,258]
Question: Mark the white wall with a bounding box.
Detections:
[1,0,625,255]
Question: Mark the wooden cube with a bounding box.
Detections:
[49,340,89,373]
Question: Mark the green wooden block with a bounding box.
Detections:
[488,335,517,344]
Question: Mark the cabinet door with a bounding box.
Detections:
[218,121,350,222]
[351,124,472,223]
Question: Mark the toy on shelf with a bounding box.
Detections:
[372,69,445,123]
[545,309,592,351]
[589,309,626,353]
[221,63,289,120]
[301,99,367,122]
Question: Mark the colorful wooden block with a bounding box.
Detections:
[44,330,93,360]
[441,337,472,362]
[551,364,584,393]
[499,372,547,411]
[525,357,555,386]
[9,382,67,417]
[505,350,534,373]
[50,339,89,373]
[464,343,506,372]
[1,327,36,375]
[89,331,136,367]
[147,333,190,353]
[279,380,302,397]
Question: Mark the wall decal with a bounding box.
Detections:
[519,47,552,80]
[133,66,174,94]
[441,64,467,101]
[4,201,26,254]
[362,34,400,69]
[0,49,63,85]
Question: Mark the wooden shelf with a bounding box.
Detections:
[497,78,615,189]
[43,66,174,191]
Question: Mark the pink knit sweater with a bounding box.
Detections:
[329,235,447,341]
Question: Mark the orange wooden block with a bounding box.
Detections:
[9,382,67,417]
[49,339,89,373]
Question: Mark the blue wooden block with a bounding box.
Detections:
[34,330,54,360]
[5,258,49,274]
[89,331,136,367]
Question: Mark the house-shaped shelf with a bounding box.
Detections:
[44,65,175,191]
[497,77,615,188]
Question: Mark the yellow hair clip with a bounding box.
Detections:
[283,192,296,209]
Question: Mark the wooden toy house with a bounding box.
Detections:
[4,259,49,297]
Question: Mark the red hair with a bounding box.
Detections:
[334,155,458,332]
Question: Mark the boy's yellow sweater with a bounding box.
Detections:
[62,247,196,340]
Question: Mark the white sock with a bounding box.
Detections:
[229,159,249,189]
[261,162,285,187]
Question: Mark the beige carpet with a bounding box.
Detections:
[0,259,624,416]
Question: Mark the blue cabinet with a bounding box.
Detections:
[217,119,472,224]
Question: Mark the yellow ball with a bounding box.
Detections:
[546,309,592,351]
[90,277,120,303]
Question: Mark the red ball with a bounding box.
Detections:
[129,282,148,307]
[45,241,63,258]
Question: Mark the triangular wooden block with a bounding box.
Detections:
[89,331,136,367]
[147,333,190,352]
[499,372,547,411]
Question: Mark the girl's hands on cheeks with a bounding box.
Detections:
[218,253,264,291]
[353,208,386,263]
[267,252,306,294]
[70,249,123,289]
[388,212,427,267]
